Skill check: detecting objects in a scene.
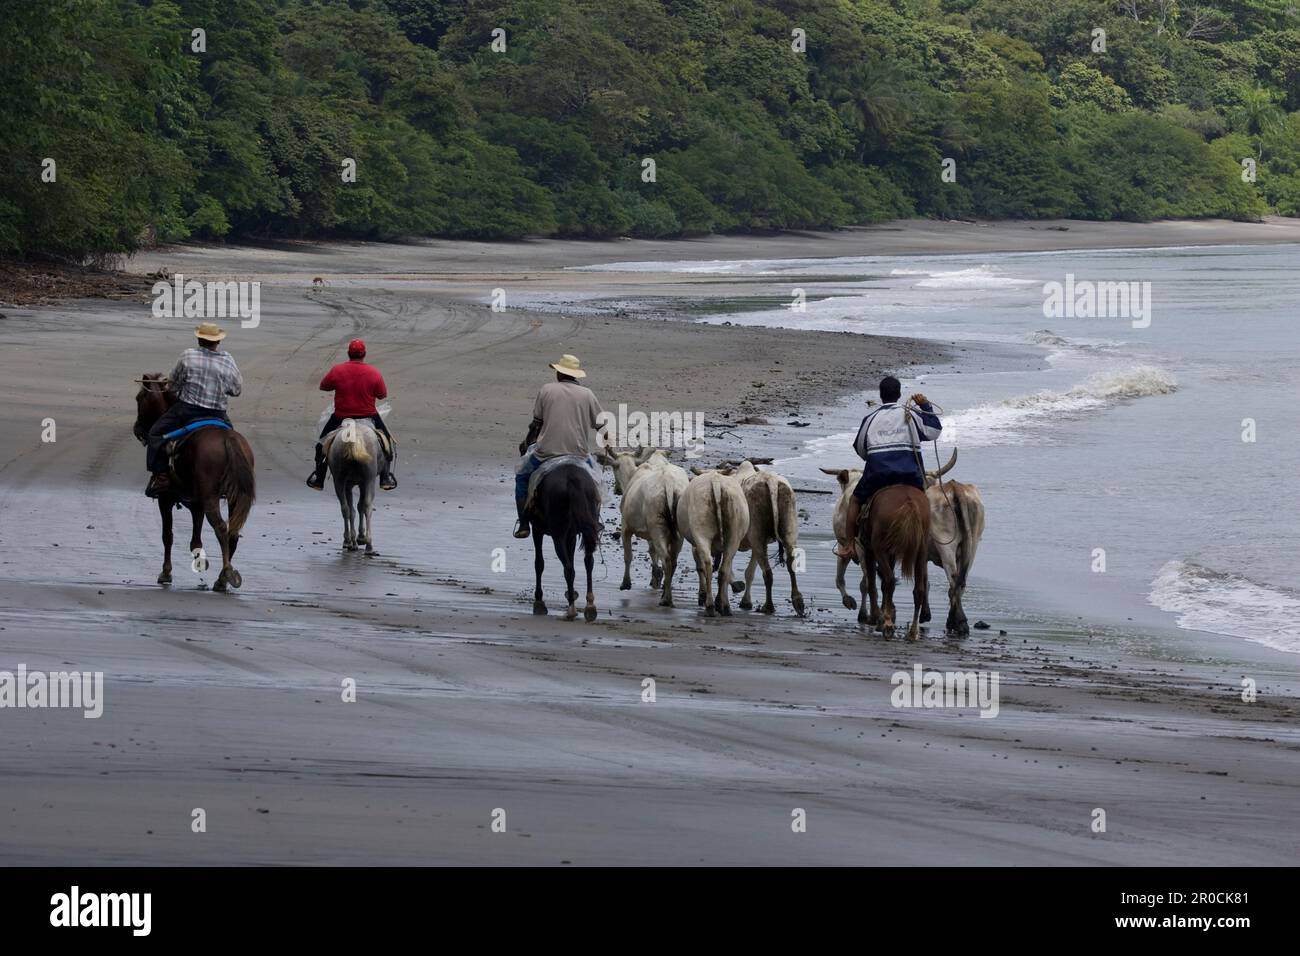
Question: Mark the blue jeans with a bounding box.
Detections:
[515,453,541,503]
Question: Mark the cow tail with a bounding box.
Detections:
[711,478,725,556]
[770,480,784,566]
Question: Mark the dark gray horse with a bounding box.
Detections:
[527,461,601,622]
[326,418,380,553]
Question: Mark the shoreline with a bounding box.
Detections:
[0,231,1296,864]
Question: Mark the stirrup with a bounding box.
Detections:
[380,472,397,491]
[513,520,531,539]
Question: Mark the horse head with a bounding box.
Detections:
[133,373,171,443]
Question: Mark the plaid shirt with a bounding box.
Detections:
[169,348,242,410]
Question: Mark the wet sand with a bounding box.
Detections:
[1,223,1298,865]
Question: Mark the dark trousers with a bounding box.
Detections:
[852,470,924,504]
[318,414,394,463]
[146,401,230,472]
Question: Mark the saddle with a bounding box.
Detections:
[524,454,601,513]
[163,420,232,502]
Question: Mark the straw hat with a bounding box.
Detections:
[194,322,227,342]
[550,354,586,379]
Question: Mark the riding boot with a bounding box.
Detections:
[513,498,531,539]
[146,472,170,499]
[306,444,327,490]
[380,451,397,491]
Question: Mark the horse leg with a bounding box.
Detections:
[619,526,634,590]
[157,499,173,585]
[532,527,547,615]
[204,498,235,592]
[337,479,355,551]
[908,556,927,642]
[879,555,897,638]
[739,553,757,610]
[361,481,376,554]
[583,536,597,623]
[784,533,805,617]
[556,533,578,621]
[837,552,857,610]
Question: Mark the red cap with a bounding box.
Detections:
[347,339,366,358]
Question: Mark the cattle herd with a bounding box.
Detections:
[596,447,985,639]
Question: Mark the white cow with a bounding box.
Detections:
[921,450,985,636]
[678,468,750,617]
[599,447,689,607]
[722,460,805,616]
[820,467,866,611]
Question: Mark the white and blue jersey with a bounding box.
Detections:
[852,402,942,481]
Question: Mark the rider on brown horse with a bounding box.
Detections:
[834,375,942,558]
[513,353,605,538]
[145,322,243,498]
[306,338,397,491]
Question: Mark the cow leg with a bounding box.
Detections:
[714,548,733,616]
[908,556,927,642]
[836,552,857,610]
[659,536,681,608]
[739,553,757,610]
[158,498,174,585]
[757,548,775,615]
[555,533,578,621]
[784,533,805,617]
[939,552,964,635]
[648,535,663,590]
[694,543,714,616]
[620,526,634,590]
[532,527,547,615]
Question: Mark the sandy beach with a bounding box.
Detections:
[1,218,1297,865]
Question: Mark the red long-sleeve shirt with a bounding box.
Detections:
[320,360,387,417]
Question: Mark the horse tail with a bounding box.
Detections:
[883,492,928,582]
[342,421,371,464]
[574,472,601,557]
[221,432,256,540]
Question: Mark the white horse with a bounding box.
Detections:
[325,419,381,553]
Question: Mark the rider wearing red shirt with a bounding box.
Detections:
[306,339,397,490]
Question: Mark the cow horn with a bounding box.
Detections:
[926,448,958,478]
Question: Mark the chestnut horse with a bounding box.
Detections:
[133,374,256,591]
[855,485,930,640]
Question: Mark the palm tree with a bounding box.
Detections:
[829,60,910,160]
[1230,86,1284,160]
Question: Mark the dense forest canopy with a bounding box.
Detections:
[2,0,1298,257]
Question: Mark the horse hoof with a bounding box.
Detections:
[842,595,858,611]
[857,610,869,625]
[157,571,171,585]
[213,574,228,593]
[533,602,547,616]
[730,581,745,594]
[227,568,242,589]
[697,593,706,607]
[719,604,732,617]
[659,597,673,608]
[583,606,598,623]
[792,597,805,617]
[907,629,920,642]
[619,581,631,591]
[761,603,775,615]
[562,608,578,622]
[704,605,716,618]
[920,608,932,624]
[739,599,752,611]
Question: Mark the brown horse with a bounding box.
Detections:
[855,485,930,640]
[133,374,256,592]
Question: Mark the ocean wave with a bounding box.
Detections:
[890,265,1038,290]
[943,365,1177,445]
[1149,560,1300,653]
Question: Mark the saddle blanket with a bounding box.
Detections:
[163,419,231,441]
[322,419,392,458]
[525,454,601,512]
